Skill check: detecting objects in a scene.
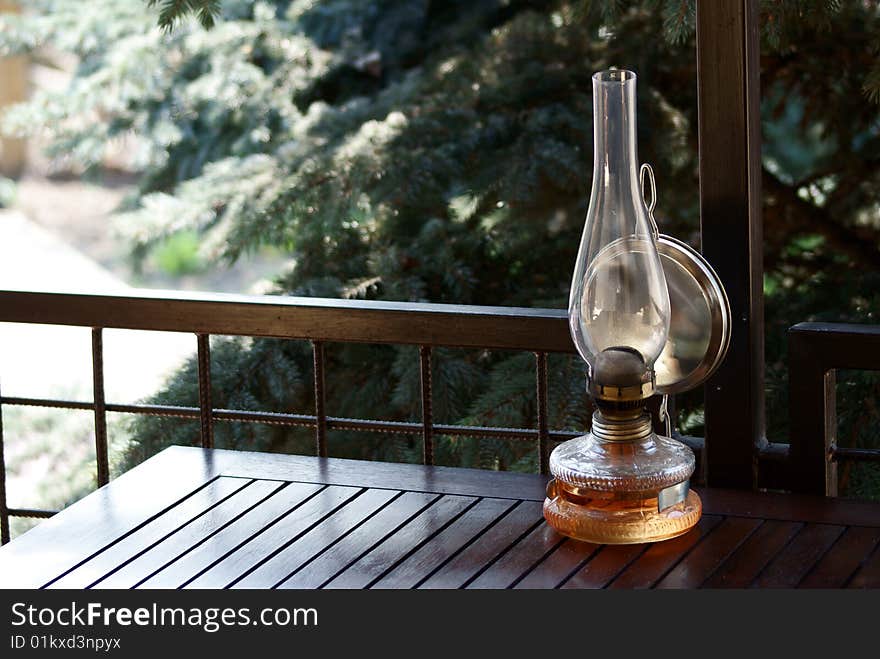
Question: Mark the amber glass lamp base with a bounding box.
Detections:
[543,479,702,544]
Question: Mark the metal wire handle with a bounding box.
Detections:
[659,393,672,438]
[640,162,660,240]
[640,163,669,435]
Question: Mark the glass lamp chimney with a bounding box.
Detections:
[568,70,670,378]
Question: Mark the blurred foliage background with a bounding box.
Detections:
[1,0,879,502]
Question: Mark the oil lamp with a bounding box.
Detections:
[543,69,730,544]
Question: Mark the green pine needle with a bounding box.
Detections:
[145,0,221,30]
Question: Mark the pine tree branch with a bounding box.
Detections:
[145,0,220,30]
[763,169,880,270]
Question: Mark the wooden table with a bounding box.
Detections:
[1,446,879,589]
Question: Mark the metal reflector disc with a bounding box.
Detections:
[655,235,731,395]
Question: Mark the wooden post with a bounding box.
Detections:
[696,0,765,488]
[788,329,837,496]
[0,1,28,178]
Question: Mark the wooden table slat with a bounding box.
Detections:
[608,515,723,589]
[559,544,647,589]
[513,538,600,589]
[47,477,251,589]
[751,523,846,588]
[92,480,283,589]
[466,520,563,589]
[277,491,439,589]
[702,520,803,588]
[846,539,880,589]
[136,482,324,589]
[800,526,880,588]
[417,501,543,589]
[324,495,477,589]
[655,516,763,589]
[232,488,400,589]
[183,485,361,588]
[697,488,880,527]
[373,497,517,589]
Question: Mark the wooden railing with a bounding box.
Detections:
[2,288,879,544]
[788,323,880,496]
[0,288,580,544]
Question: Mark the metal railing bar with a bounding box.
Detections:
[0,397,95,410]
[0,396,582,441]
[108,402,196,417]
[0,378,8,544]
[312,341,328,458]
[8,508,56,519]
[535,351,550,476]
[757,441,789,461]
[419,346,434,466]
[830,447,880,463]
[329,417,580,442]
[91,328,109,487]
[213,409,315,427]
[196,334,214,449]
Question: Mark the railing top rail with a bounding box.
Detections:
[789,321,880,372]
[0,288,575,353]
[790,322,880,338]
